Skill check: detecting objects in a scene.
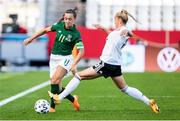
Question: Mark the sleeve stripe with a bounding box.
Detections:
[76,41,84,49]
[77,46,84,49]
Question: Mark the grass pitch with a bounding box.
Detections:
[0,71,180,120]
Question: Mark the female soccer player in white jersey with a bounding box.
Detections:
[49,9,160,113]
[23,7,84,113]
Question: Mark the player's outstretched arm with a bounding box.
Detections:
[23,26,52,46]
[128,31,148,45]
[93,24,111,34]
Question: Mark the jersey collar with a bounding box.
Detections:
[62,22,76,31]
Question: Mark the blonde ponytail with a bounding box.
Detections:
[126,11,140,24]
[116,9,140,24]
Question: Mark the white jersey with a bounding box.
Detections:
[100,26,129,65]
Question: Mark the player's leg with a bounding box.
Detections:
[49,67,101,104]
[49,55,80,112]
[111,75,160,113]
[111,75,150,104]
[49,65,77,112]
[49,65,67,112]
[59,67,101,99]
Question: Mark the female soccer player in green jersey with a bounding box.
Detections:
[23,7,84,113]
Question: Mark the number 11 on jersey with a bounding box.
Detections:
[59,34,66,42]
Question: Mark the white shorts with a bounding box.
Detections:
[49,54,73,78]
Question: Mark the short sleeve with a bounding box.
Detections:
[75,41,84,49]
[75,32,84,49]
[51,23,58,31]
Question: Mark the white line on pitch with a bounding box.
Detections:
[0,74,72,107]
[0,80,50,107]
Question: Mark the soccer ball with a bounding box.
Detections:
[34,99,50,114]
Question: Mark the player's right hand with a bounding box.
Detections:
[23,38,32,46]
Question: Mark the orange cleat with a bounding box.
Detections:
[72,95,80,111]
[49,107,56,113]
[149,99,160,114]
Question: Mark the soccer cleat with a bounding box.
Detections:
[53,94,60,104]
[48,91,61,105]
[72,95,80,111]
[48,91,53,98]
[49,107,56,113]
[149,99,160,114]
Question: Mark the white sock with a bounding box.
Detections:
[59,74,81,100]
[121,86,150,105]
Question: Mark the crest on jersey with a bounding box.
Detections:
[66,34,72,42]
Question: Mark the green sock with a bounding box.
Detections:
[60,87,74,103]
[50,84,60,108]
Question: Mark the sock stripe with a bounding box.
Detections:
[121,86,128,92]
[75,73,81,80]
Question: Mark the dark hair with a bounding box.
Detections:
[59,7,78,22]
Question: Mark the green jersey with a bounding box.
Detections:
[51,21,84,55]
